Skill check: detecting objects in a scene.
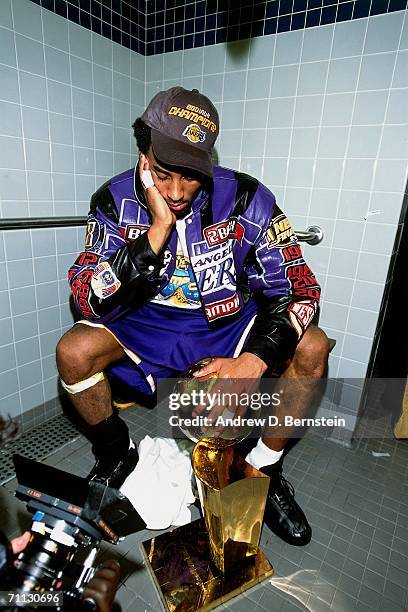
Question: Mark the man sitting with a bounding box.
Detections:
[57,87,329,547]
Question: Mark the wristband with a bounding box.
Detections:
[141,169,154,189]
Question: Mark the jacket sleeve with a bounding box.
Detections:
[0,531,12,584]
[68,182,163,319]
[244,196,321,370]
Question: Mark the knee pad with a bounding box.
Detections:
[60,372,105,394]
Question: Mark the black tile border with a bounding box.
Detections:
[26,0,407,57]
[28,0,146,54]
[145,0,408,55]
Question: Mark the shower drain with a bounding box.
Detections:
[0,414,80,485]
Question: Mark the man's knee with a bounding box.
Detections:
[292,326,330,377]
[56,324,123,384]
[56,326,96,383]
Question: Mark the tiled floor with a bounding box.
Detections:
[1,406,408,612]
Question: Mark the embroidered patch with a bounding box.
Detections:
[203,217,245,247]
[286,263,321,300]
[205,294,241,321]
[119,224,149,242]
[84,217,103,250]
[288,300,317,338]
[182,123,206,143]
[71,269,98,318]
[91,262,121,299]
[266,213,295,248]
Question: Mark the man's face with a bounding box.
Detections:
[144,147,203,217]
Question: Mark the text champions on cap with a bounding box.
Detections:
[168,105,218,133]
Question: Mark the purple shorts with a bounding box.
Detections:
[80,301,258,395]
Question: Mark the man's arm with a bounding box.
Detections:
[244,199,321,372]
[68,158,175,320]
[194,191,320,382]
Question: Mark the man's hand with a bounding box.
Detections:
[81,559,121,612]
[193,353,267,380]
[139,153,175,255]
[10,531,31,554]
[191,353,268,432]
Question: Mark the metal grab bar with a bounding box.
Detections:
[0,217,86,230]
[295,225,324,245]
[0,217,324,245]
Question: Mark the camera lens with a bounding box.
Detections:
[14,531,73,591]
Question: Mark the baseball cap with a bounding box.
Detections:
[141,86,219,177]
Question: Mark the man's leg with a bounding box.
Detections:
[56,324,139,487]
[246,326,330,545]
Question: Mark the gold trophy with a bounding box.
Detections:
[142,359,273,611]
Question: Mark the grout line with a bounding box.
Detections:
[258,25,277,182]
[303,20,337,264]
[320,8,372,377]
[6,0,33,418]
[338,5,407,369]
[40,4,64,351]
[1,71,406,105]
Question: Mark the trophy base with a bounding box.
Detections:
[141,518,273,612]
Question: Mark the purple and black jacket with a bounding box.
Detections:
[68,165,321,369]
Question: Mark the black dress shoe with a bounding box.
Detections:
[87,442,139,490]
[261,460,312,546]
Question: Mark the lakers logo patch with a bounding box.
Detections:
[182,124,206,144]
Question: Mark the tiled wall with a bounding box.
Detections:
[0,0,145,425]
[1,0,407,429]
[27,0,408,56]
[28,0,146,54]
[144,0,408,55]
[145,9,408,390]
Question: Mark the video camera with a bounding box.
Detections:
[1,454,145,610]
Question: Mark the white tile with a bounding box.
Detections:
[42,9,69,52]
[364,12,404,55]
[373,160,407,193]
[328,249,359,279]
[92,32,113,69]
[342,334,373,364]
[362,223,398,257]
[15,34,45,75]
[0,65,19,103]
[347,308,379,338]
[298,61,328,95]
[343,159,375,191]
[13,0,42,41]
[302,24,333,62]
[183,47,203,78]
[319,302,349,332]
[352,280,385,312]
[325,276,355,306]
[0,26,16,67]
[248,35,275,69]
[332,219,364,251]
[352,90,388,126]
[275,29,303,65]
[314,159,343,189]
[0,0,12,29]
[146,54,164,81]
[358,52,396,91]
[331,18,367,59]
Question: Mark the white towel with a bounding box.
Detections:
[120,436,196,530]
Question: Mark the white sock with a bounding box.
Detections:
[245,439,283,470]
